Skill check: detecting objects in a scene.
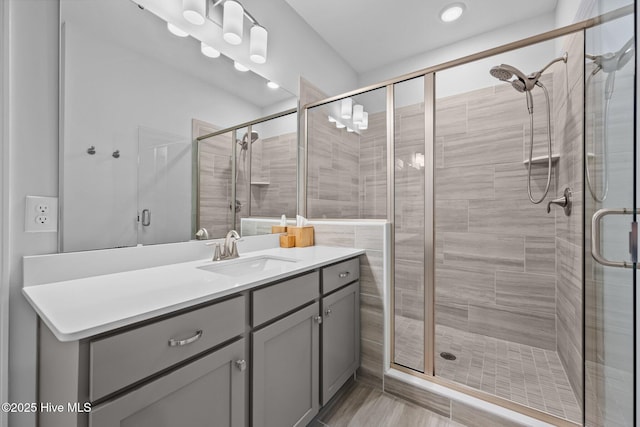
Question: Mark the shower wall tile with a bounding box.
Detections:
[435,265,495,308]
[395,259,424,293]
[494,162,556,202]
[468,304,556,350]
[443,125,523,168]
[524,236,556,274]
[442,232,524,272]
[312,223,356,247]
[434,96,467,137]
[468,199,555,236]
[435,200,468,232]
[495,271,556,316]
[435,303,468,332]
[435,166,495,200]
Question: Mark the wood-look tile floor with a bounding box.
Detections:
[310,380,466,427]
[394,316,582,424]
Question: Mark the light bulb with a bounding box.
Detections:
[250,25,268,64]
[167,23,189,37]
[201,42,220,58]
[234,61,249,72]
[353,104,364,124]
[359,112,368,130]
[223,0,244,45]
[183,0,206,25]
[341,98,352,119]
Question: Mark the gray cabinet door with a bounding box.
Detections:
[321,281,360,405]
[89,339,246,427]
[251,302,319,427]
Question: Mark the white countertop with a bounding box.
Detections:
[23,246,364,342]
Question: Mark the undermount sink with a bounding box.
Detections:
[197,255,300,277]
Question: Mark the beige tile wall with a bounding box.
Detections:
[552,31,584,407]
[433,73,559,351]
[250,132,297,218]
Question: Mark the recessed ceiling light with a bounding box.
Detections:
[234,61,249,72]
[267,81,279,89]
[440,3,465,22]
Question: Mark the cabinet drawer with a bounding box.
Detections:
[252,271,319,327]
[322,257,360,295]
[90,295,245,401]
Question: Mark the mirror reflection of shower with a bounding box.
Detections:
[489,53,568,204]
[231,130,259,213]
[585,37,635,202]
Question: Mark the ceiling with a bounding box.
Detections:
[284,0,558,73]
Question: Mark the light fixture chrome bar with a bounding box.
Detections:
[210,0,263,27]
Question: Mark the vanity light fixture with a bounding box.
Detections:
[201,42,221,58]
[440,3,466,22]
[167,22,189,37]
[223,0,244,45]
[335,121,346,129]
[328,116,337,123]
[358,112,369,130]
[250,25,268,64]
[234,61,249,72]
[182,0,207,25]
[267,81,279,89]
[352,104,364,124]
[341,98,353,119]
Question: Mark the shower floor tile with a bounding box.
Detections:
[394,316,582,424]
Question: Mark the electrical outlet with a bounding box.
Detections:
[25,196,58,232]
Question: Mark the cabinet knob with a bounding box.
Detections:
[235,359,247,371]
[313,315,323,324]
[338,272,350,278]
[325,309,332,317]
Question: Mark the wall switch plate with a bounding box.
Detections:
[25,196,58,232]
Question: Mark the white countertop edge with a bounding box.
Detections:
[23,246,365,342]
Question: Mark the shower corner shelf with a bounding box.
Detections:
[250,181,270,185]
[523,154,560,166]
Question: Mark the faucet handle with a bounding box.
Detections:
[547,187,572,216]
[205,242,223,261]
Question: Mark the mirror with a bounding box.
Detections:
[59,0,296,252]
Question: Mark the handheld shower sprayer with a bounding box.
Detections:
[489,52,568,205]
[585,36,635,202]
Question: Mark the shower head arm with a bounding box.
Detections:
[536,52,569,77]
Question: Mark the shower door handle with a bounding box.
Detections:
[141,209,151,227]
[591,208,638,269]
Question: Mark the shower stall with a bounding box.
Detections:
[303,4,635,426]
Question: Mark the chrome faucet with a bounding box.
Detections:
[222,230,241,259]
[195,228,210,240]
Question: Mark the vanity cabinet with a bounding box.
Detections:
[89,338,246,427]
[321,281,360,405]
[37,255,361,427]
[251,302,320,427]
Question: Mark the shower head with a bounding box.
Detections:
[588,36,635,74]
[489,64,537,92]
[237,131,259,150]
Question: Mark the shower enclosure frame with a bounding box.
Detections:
[194,107,297,233]
[300,5,633,427]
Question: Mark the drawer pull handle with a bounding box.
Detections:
[235,359,247,372]
[168,330,203,347]
[338,272,350,278]
[325,309,332,317]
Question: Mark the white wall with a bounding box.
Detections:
[6,1,60,426]
[0,1,9,425]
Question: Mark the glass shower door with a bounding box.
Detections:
[584,11,636,427]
